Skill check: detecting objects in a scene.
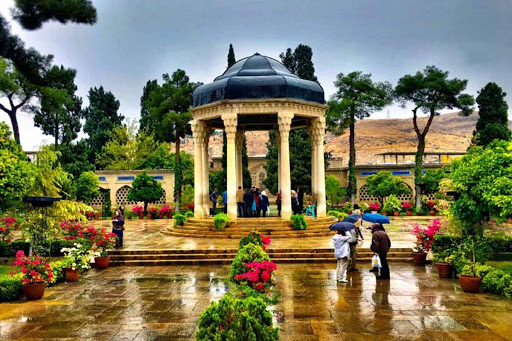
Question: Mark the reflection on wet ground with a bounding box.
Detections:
[1,263,512,340]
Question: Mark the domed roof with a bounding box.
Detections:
[192,53,325,107]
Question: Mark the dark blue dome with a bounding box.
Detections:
[192,53,325,107]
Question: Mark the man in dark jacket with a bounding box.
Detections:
[243,189,254,217]
[370,223,391,279]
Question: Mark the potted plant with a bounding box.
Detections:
[10,250,53,300]
[131,205,144,219]
[383,195,401,217]
[369,203,379,214]
[61,243,93,282]
[402,202,413,216]
[433,251,454,278]
[91,228,117,269]
[411,219,441,266]
[427,201,436,215]
[160,206,173,219]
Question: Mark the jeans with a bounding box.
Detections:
[237,202,245,217]
[336,257,349,281]
[379,253,390,279]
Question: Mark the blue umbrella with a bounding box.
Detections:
[362,213,390,224]
[342,213,361,224]
[329,221,356,232]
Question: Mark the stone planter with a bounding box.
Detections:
[23,282,46,300]
[64,268,79,282]
[459,275,482,293]
[436,262,453,278]
[412,252,427,266]
[94,256,110,269]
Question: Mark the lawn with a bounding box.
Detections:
[487,261,512,275]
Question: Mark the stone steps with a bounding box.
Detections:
[109,248,413,266]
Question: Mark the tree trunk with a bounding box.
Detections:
[54,119,59,149]
[144,201,148,215]
[174,139,181,213]
[348,116,356,204]
[414,134,426,209]
[8,110,21,145]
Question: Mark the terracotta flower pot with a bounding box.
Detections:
[147,214,152,220]
[429,210,436,216]
[406,211,413,216]
[64,268,79,282]
[508,218,512,224]
[23,282,46,300]
[138,214,143,219]
[412,251,427,266]
[95,256,110,269]
[393,211,399,216]
[459,275,482,293]
[436,262,453,278]
[382,212,387,216]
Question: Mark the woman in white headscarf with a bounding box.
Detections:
[258,190,270,218]
[291,190,299,214]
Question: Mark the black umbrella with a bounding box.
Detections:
[329,221,356,232]
[342,213,361,224]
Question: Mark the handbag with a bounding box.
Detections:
[371,254,382,268]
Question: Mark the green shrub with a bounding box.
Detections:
[185,211,194,218]
[291,215,307,230]
[196,293,279,341]
[230,244,270,281]
[0,240,30,257]
[50,260,67,285]
[481,268,512,295]
[328,211,347,221]
[0,238,93,258]
[383,194,401,213]
[213,213,229,230]
[174,213,186,226]
[239,232,263,249]
[0,277,23,302]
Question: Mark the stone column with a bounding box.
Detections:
[278,112,293,220]
[191,120,205,218]
[236,131,244,189]
[311,117,327,217]
[275,130,281,192]
[202,128,211,217]
[308,121,317,201]
[222,113,238,221]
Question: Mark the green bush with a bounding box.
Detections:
[0,240,30,257]
[213,213,229,231]
[185,211,194,218]
[0,238,93,258]
[383,194,401,214]
[50,260,67,285]
[0,277,23,302]
[328,210,347,221]
[230,244,270,281]
[432,235,512,260]
[174,213,186,226]
[291,215,307,230]
[481,268,512,296]
[239,231,263,249]
[196,293,279,341]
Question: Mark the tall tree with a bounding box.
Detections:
[82,86,124,166]
[227,43,236,68]
[395,66,474,208]
[139,79,158,132]
[142,69,200,211]
[33,65,82,148]
[57,140,95,180]
[327,71,393,203]
[473,82,511,147]
[0,58,43,143]
[279,44,318,82]
[279,48,295,74]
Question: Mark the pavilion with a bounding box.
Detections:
[190,53,328,221]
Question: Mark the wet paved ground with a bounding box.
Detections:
[1,263,512,340]
[89,217,437,250]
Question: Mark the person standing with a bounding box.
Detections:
[291,190,299,214]
[370,223,391,279]
[254,188,261,217]
[243,188,254,217]
[112,208,125,248]
[236,186,245,217]
[333,230,351,283]
[276,191,282,217]
[259,191,270,217]
[209,188,219,216]
[222,190,228,214]
[297,187,304,214]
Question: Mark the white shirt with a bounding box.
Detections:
[333,234,351,259]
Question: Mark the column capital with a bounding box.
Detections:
[222,113,238,140]
[191,120,206,145]
[278,111,294,140]
[308,117,326,144]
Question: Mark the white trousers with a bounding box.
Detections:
[336,257,349,281]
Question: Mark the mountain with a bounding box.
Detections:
[180,112,511,165]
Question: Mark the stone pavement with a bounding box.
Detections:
[1,263,512,340]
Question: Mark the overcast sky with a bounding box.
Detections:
[1,0,511,150]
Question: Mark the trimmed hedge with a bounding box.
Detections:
[432,235,512,257]
[174,214,186,226]
[291,215,307,230]
[0,238,93,258]
[213,214,229,230]
[185,211,194,218]
[230,244,270,282]
[0,277,23,302]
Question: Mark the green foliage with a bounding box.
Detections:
[0,277,23,302]
[30,145,71,197]
[328,72,393,200]
[73,171,99,202]
[185,211,194,218]
[173,213,185,226]
[366,171,410,205]
[481,267,512,296]
[0,122,36,210]
[421,169,448,194]
[82,86,124,167]
[382,194,402,213]
[209,170,225,194]
[127,171,164,213]
[196,293,279,341]
[0,238,92,258]
[279,44,317,82]
[182,184,194,207]
[12,0,97,30]
[239,232,263,249]
[230,244,270,281]
[49,260,67,284]
[328,210,347,221]
[449,141,512,235]
[291,214,307,230]
[57,140,95,180]
[213,213,229,231]
[227,44,236,68]
[325,175,345,205]
[102,189,111,217]
[473,82,511,147]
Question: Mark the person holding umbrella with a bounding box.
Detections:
[342,213,362,272]
[370,223,391,279]
[333,229,351,283]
